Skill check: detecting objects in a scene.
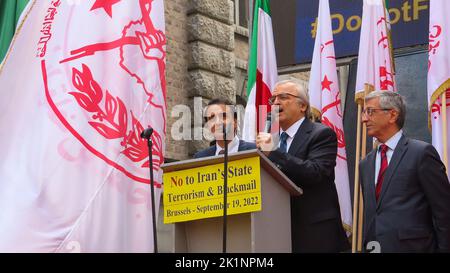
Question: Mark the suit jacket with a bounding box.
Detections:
[193,140,256,158]
[360,134,450,253]
[268,118,349,253]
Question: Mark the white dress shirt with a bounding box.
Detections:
[279,117,305,152]
[215,136,240,156]
[374,130,403,185]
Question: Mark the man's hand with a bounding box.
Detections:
[256,132,278,156]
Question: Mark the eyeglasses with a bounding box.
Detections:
[362,108,392,116]
[268,93,302,105]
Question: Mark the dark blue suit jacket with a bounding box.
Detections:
[193,140,256,158]
[360,135,450,253]
[267,118,349,253]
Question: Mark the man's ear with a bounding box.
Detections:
[299,102,307,113]
[390,110,399,125]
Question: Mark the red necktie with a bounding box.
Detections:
[376,144,389,201]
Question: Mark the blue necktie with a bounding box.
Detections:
[280,132,289,153]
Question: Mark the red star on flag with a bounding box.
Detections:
[321,75,333,91]
[90,0,121,18]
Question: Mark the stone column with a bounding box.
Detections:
[187,0,236,155]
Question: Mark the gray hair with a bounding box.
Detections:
[274,80,311,118]
[365,91,406,128]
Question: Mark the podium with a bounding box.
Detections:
[160,149,302,253]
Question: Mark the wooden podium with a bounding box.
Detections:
[159,149,302,253]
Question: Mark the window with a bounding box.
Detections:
[234,0,249,29]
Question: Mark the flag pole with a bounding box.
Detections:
[352,84,374,253]
[356,121,367,252]
[358,84,374,252]
[351,103,363,253]
[441,92,448,172]
[357,182,364,252]
[357,89,369,252]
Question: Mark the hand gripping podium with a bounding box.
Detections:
[160,149,302,253]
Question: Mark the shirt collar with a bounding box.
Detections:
[281,117,305,138]
[380,130,403,151]
[215,136,240,155]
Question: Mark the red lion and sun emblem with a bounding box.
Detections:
[41,0,166,185]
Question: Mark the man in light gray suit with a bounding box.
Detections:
[360,91,450,253]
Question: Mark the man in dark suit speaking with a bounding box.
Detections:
[359,91,450,253]
[256,80,349,253]
[194,98,255,158]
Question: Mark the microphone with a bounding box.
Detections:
[140,125,158,252]
[263,113,272,133]
[221,121,230,253]
[222,122,228,136]
[140,127,154,139]
[222,122,233,140]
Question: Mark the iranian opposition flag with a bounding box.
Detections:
[242,0,278,141]
[428,0,450,171]
[0,0,166,252]
[0,0,29,62]
[309,0,352,234]
[355,0,396,102]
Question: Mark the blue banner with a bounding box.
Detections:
[290,0,429,65]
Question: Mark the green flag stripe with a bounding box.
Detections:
[0,0,29,62]
[247,0,271,96]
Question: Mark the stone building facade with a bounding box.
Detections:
[165,0,242,162]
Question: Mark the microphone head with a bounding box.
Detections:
[140,127,154,139]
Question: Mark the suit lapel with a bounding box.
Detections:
[377,135,409,209]
[288,118,313,155]
[365,151,377,205]
[207,146,217,156]
[237,140,244,151]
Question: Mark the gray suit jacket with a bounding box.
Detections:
[360,134,450,252]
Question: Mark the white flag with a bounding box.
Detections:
[0,0,166,252]
[309,0,352,234]
[428,0,450,169]
[355,0,395,102]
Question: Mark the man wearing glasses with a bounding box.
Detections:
[256,80,349,253]
[194,98,256,158]
[359,91,450,253]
